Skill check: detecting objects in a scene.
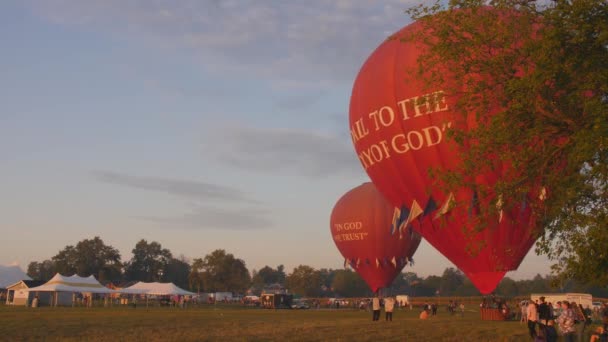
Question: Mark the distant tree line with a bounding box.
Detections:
[26,236,608,298]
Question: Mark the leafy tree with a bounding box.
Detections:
[198,249,250,293]
[124,239,172,282]
[285,265,322,297]
[495,277,519,297]
[189,258,205,293]
[418,275,442,297]
[51,236,122,282]
[252,265,286,286]
[317,268,336,296]
[439,268,465,296]
[162,256,191,290]
[454,278,481,296]
[528,274,552,293]
[390,272,424,296]
[406,0,608,285]
[26,260,55,281]
[331,269,370,297]
[52,246,77,276]
[251,265,286,295]
[276,265,286,284]
[402,272,422,285]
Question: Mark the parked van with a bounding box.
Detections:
[396,295,410,307]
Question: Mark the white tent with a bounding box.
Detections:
[0,264,31,289]
[121,282,195,296]
[28,273,116,294]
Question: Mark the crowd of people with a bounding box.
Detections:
[521,296,608,342]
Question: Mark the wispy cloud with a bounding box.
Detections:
[203,124,365,178]
[138,205,273,230]
[25,1,418,85]
[93,171,258,203]
[95,171,273,229]
[273,91,326,111]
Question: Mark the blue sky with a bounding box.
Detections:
[0,0,551,280]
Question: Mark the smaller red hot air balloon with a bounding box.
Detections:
[330,182,421,293]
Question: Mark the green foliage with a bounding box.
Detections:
[26,259,55,281]
[494,277,519,297]
[50,236,122,282]
[285,265,322,297]
[124,239,172,282]
[188,257,205,293]
[439,268,465,296]
[331,269,370,297]
[162,256,191,290]
[252,265,286,287]
[197,249,251,293]
[405,0,608,285]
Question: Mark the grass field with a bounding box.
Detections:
[0,304,602,341]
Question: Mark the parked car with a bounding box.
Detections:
[291,299,310,309]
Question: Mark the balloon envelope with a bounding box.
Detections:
[330,182,421,293]
[348,10,539,294]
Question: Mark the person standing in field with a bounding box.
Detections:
[602,303,608,331]
[556,301,576,342]
[372,295,381,321]
[573,303,588,342]
[528,300,539,339]
[459,302,465,317]
[544,319,558,342]
[384,296,395,322]
[521,301,528,324]
[538,297,550,325]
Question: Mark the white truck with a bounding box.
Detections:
[530,293,593,309]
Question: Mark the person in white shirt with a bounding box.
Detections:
[372,295,381,321]
[384,296,395,321]
[527,300,539,339]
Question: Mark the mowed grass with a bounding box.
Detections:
[0,304,549,342]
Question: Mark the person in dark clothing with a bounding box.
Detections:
[544,320,558,342]
[602,303,608,331]
[538,297,550,325]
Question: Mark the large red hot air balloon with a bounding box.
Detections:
[348,9,542,294]
[330,182,421,293]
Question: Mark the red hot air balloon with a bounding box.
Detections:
[348,9,543,294]
[330,182,421,293]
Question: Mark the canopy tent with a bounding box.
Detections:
[0,264,31,289]
[121,282,195,296]
[28,273,116,294]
